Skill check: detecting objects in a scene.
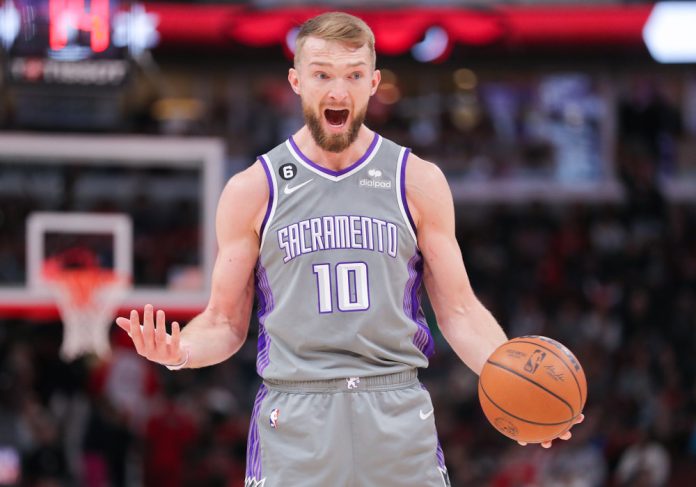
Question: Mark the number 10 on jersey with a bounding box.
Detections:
[312,262,370,313]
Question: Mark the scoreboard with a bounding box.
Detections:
[0,0,158,128]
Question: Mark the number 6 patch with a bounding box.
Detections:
[278,163,297,181]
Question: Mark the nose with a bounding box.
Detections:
[327,78,349,103]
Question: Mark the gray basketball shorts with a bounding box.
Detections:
[244,369,450,487]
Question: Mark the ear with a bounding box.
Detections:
[288,68,301,95]
[370,69,381,96]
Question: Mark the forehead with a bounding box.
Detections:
[299,36,372,68]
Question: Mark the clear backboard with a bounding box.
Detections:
[0,133,225,319]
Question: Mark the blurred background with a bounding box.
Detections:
[0,0,695,486]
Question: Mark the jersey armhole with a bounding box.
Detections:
[396,147,418,245]
[258,154,278,250]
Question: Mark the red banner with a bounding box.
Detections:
[144,3,654,54]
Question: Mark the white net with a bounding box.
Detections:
[46,269,130,361]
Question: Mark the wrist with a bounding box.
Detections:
[162,349,190,370]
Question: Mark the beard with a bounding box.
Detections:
[303,103,365,153]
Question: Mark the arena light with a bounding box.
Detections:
[643,1,696,63]
[453,68,477,90]
[0,0,20,50]
[411,26,450,63]
[285,26,299,55]
[113,3,160,57]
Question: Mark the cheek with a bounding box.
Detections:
[353,87,373,105]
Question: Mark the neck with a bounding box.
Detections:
[292,125,375,172]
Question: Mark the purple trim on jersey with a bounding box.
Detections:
[255,262,275,375]
[404,250,434,357]
[246,384,268,481]
[288,132,379,177]
[436,441,446,471]
[258,156,274,241]
[399,147,417,235]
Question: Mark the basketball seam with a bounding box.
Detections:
[487,359,576,418]
[478,381,575,427]
[511,339,584,406]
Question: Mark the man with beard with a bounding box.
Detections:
[116,12,582,486]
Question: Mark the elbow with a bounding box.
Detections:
[435,310,460,336]
[437,298,474,327]
[202,308,249,347]
[229,322,249,351]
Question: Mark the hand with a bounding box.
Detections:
[518,414,585,448]
[115,304,186,366]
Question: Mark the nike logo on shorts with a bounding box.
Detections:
[283,179,313,195]
[419,408,434,420]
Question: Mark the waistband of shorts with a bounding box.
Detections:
[262,369,419,393]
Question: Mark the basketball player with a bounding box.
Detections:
[116,12,583,486]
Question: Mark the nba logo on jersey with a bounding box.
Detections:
[269,408,280,429]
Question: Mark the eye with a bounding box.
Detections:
[350,72,363,80]
[315,72,329,80]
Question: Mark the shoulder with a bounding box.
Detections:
[405,152,447,187]
[217,160,270,237]
[220,160,269,207]
[403,152,452,228]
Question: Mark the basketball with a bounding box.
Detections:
[478,335,587,444]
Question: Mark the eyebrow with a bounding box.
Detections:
[308,61,368,68]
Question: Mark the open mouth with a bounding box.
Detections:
[324,109,350,127]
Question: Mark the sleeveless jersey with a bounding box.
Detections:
[255,132,434,381]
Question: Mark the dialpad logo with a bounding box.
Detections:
[360,168,391,189]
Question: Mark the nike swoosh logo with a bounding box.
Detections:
[419,408,434,420]
[283,179,313,195]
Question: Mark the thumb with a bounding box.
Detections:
[115,317,132,333]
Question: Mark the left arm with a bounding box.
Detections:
[406,153,583,446]
[406,153,507,375]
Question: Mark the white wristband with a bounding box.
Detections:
[163,349,190,371]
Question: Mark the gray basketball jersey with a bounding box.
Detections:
[255,133,434,381]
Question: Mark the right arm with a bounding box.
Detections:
[115,161,269,369]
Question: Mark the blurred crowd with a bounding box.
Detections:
[1,186,695,486]
[0,35,695,487]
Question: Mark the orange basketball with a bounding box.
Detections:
[478,335,587,444]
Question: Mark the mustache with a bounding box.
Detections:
[303,104,365,153]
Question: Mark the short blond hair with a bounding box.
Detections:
[294,12,376,70]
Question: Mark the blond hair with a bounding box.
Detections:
[294,12,376,70]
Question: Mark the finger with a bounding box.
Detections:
[574,413,585,425]
[142,304,155,354]
[560,430,572,441]
[517,441,527,446]
[155,309,167,348]
[541,441,552,449]
[115,317,132,333]
[170,321,181,358]
[129,309,145,353]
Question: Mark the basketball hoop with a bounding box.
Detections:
[43,251,130,362]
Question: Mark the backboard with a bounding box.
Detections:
[0,133,225,319]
